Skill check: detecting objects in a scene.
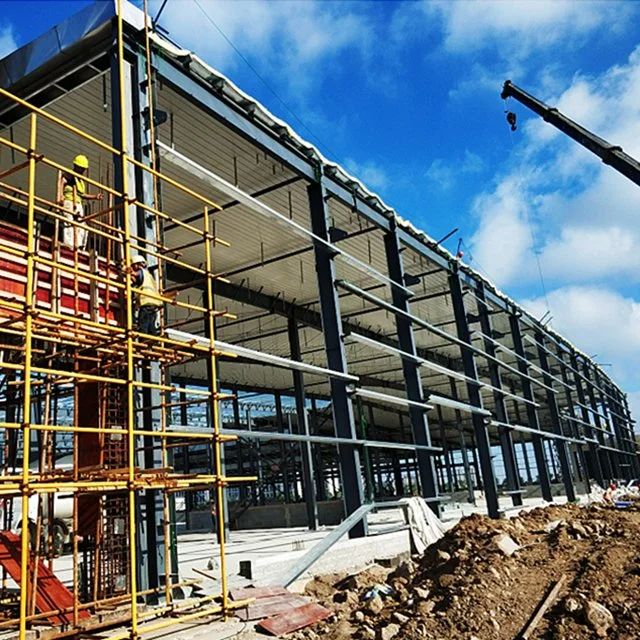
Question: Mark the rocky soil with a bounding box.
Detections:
[293,503,640,639]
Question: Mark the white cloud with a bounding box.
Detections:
[426,150,485,191]
[0,24,17,59]
[343,157,389,191]
[426,1,630,60]
[425,158,454,190]
[522,286,640,388]
[150,0,372,90]
[468,177,535,287]
[539,226,640,283]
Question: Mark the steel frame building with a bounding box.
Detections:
[0,1,637,638]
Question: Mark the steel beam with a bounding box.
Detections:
[581,359,614,483]
[534,331,576,501]
[509,314,553,502]
[449,380,475,503]
[111,43,167,599]
[308,179,366,538]
[570,352,605,487]
[384,219,439,512]
[555,344,590,494]
[288,318,319,530]
[448,270,499,518]
[476,282,522,506]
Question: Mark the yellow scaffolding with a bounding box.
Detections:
[0,1,254,637]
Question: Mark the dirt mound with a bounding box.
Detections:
[295,503,640,639]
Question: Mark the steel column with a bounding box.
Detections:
[384,220,439,510]
[569,352,604,487]
[534,332,576,501]
[308,180,365,538]
[232,389,249,502]
[391,451,404,497]
[555,346,590,494]
[581,360,614,483]
[287,318,319,530]
[436,405,454,492]
[448,271,499,518]
[309,398,328,502]
[476,283,522,506]
[595,370,628,480]
[509,314,553,502]
[622,395,640,477]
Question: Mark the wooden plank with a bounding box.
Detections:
[257,603,332,636]
[235,594,309,621]
[230,585,289,601]
[0,531,90,624]
[520,574,567,640]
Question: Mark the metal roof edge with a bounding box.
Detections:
[0,1,123,91]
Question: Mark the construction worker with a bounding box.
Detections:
[603,482,616,505]
[57,155,102,249]
[129,255,162,336]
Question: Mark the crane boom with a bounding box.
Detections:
[501,80,640,188]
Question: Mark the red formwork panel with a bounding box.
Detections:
[0,531,90,624]
[0,220,121,323]
[256,603,332,636]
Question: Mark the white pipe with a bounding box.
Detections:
[157,141,414,297]
[353,387,433,412]
[166,328,359,382]
[348,332,538,407]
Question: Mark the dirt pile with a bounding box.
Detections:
[293,503,640,639]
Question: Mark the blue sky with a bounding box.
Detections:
[2,0,640,421]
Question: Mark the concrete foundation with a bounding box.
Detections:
[239,528,411,584]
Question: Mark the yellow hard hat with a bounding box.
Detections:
[73,154,89,169]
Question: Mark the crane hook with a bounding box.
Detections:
[506,111,517,131]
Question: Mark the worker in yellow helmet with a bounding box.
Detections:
[129,255,163,336]
[56,155,102,249]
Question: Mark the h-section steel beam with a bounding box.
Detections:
[582,361,615,483]
[288,317,319,530]
[555,343,590,495]
[622,395,640,477]
[570,352,605,487]
[111,40,166,599]
[308,179,366,538]
[384,219,439,513]
[594,367,630,481]
[509,314,553,502]
[534,332,576,502]
[476,282,522,507]
[448,269,499,518]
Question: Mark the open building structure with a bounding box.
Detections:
[0,1,638,638]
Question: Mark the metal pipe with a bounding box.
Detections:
[219,427,441,452]
[353,388,433,412]
[348,331,537,407]
[18,113,37,640]
[167,328,359,382]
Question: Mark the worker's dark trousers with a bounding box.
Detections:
[138,305,160,336]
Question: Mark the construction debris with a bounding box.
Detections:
[291,503,640,639]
